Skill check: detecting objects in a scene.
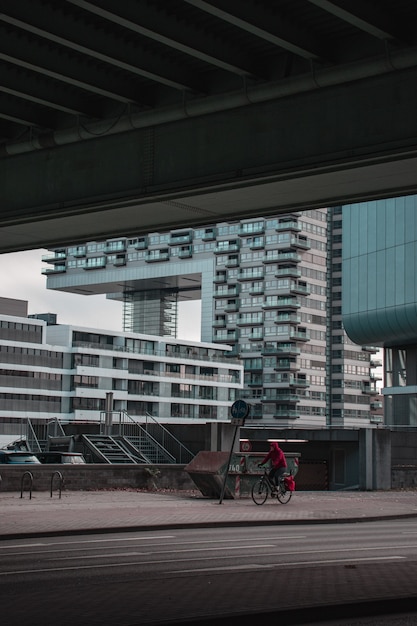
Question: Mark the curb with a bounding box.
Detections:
[2,511,417,541]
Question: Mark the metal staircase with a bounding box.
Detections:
[81,434,147,464]
[16,413,195,465]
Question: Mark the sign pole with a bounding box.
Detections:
[218,424,239,505]
[218,400,249,505]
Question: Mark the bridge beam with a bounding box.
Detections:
[1,66,417,252]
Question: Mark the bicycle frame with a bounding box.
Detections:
[251,468,292,505]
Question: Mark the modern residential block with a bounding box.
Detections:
[43,208,381,429]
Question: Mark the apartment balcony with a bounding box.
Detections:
[178,246,193,258]
[212,319,226,328]
[277,252,301,263]
[262,393,300,403]
[362,346,380,353]
[362,383,378,395]
[370,359,382,368]
[262,297,300,310]
[83,257,106,269]
[290,330,309,341]
[104,240,126,253]
[290,236,310,250]
[213,274,227,283]
[239,224,265,236]
[214,243,240,254]
[237,315,263,326]
[275,221,301,232]
[134,237,148,249]
[41,265,66,274]
[370,372,383,382]
[113,255,126,266]
[289,282,310,296]
[249,331,264,341]
[42,251,66,263]
[240,343,263,353]
[237,270,264,281]
[274,410,300,419]
[370,416,384,424]
[274,360,300,371]
[273,375,309,388]
[225,257,239,268]
[275,267,301,279]
[247,377,263,386]
[249,285,264,296]
[275,313,301,324]
[261,343,300,356]
[145,250,170,263]
[214,286,239,298]
[202,228,217,241]
[169,232,192,245]
[213,330,239,343]
[224,301,240,312]
[249,239,265,250]
[371,401,383,410]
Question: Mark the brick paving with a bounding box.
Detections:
[1,488,417,538]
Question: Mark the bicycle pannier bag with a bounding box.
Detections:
[284,475,296,491]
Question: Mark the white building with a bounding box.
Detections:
[0,297,244,436]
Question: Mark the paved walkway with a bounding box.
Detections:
[1,487,417,538]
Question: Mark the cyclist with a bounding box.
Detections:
[258,441,287,491]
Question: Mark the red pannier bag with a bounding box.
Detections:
[284,475,296,491]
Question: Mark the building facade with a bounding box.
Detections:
[44,209,381,429]
[342,195,417,428]
[0,298,243,436]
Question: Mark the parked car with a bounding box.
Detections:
[0,450,41,464]
[35,451,86,464]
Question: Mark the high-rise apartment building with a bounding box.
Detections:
[44,208,381,429]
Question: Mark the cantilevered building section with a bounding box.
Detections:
[342,196,417,428]
[43,209,380,428]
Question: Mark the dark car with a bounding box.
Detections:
[35,452,86,464]
[0,450,41,464]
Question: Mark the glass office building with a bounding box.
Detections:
[342,196,417,428]
[44,208,381,428]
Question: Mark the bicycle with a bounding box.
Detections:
[251,467,292,505]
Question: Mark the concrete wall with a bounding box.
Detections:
[0,464,195,493]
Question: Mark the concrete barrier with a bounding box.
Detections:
[0,464,196,492]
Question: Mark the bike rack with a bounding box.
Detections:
[50,471,63,499]
[20,471,33,499]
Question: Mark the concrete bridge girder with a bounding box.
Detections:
[2,66,417,252]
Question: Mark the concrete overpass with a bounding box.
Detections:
[1,0,417,252]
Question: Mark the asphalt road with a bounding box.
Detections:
[3,519,417,625]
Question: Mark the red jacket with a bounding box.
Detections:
[260,442,287,469]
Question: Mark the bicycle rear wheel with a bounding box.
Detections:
[276,483,292,504]
[251,479,268,505]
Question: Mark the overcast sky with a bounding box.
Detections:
[0,249,201,340]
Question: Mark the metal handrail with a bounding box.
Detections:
[143,412,194,464]
[120,412,176,463]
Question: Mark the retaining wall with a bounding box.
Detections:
[0,464,195,493]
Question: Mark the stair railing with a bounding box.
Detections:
[142,412,194,464]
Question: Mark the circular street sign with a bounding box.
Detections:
[231,399,249,420]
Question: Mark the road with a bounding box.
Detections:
[2,520,417,625]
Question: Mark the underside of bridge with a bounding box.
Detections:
[1,1,417,252]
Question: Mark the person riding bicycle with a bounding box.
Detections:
[258,441,287,490]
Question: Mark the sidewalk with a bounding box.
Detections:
[2,487,417,539]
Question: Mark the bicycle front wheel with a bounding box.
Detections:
[251,479,268,505]
[276,484,292,504]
